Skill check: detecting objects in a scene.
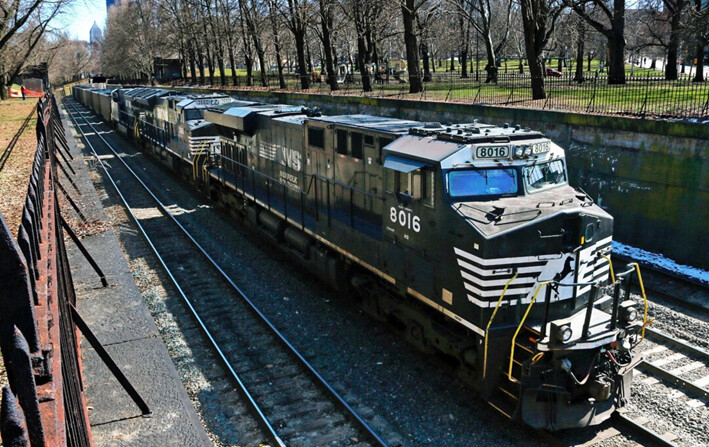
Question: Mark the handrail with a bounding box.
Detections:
[600,253,616,283]
[630,263,648,340]
[483,272,518,380]
[508,282,549,384]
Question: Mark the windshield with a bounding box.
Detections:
[184,109,204,121]
[447,168,518,198]
[523,160,566,192]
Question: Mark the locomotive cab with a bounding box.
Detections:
[382,123,644,430]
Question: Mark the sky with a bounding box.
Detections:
[57,0,107,41]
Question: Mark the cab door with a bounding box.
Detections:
[382,156,437,299]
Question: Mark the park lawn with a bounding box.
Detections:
[0,97,39,396]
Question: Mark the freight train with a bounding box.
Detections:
[72,85,646,431]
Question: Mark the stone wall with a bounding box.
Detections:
[185,88,709,269]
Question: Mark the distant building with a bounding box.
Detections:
[154,58,183,81]
[89,21,102,45]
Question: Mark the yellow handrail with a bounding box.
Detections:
[483,272,518,380]
[508,282,549,384]
[192,142,207,180]
[630,263,649,340]
[600,253,615,283]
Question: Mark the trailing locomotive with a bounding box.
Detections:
[72,85,647,431]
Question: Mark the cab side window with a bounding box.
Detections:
[351,132,363,159]
[386,168,435,208]
[308,127,324,149]
[336,129,348,155]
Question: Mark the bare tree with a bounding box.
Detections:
[316,0,337,90]
[454,0,513,83]
[565,0,627,84]
[0,0,72,98]
[688,0,706,81]
[280,0,312,89]
[400,0,431,93]
[267,0,287,88]
[519,0,563,98]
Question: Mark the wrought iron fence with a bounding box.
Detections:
[0,94,92,447]
[168,70,709,120]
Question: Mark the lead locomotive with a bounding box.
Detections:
[73,85,646,430]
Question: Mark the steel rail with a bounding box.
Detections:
[64,100,286,447]
[638,327,709,398]
[612,413,681,447]
[636,361,709,399]
[644,327,709,360]
[64,98,390,447]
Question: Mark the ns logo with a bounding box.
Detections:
[278,146,302,172]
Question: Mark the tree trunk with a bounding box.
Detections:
[319,0,338,91]
[189,47,197,84]
[245,55,253,86]
[607,33,625,84]
[421,41,432,81]
[228,44,238,86]
[527,54,545,99]
[461,48,468,78]
[574,34,584,81]
[307,42,313,74]
[483,35,497,83]
[294,31,310,89]
[217,55,226,86]
[357,35,372,92]
[197,48,205,85]
[401,0,423,93]
[665,9,681,80]
[256,48,268,87]
[269,0,286,88]
[693,0,705,82]
[606,0,626,84]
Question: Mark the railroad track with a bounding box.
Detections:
[64,98,390,447]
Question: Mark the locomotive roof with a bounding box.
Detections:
[384,122,546,164]
[309,114,423,134]
[409,122,544,144]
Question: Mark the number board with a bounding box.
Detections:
[532,142,551,154]
[475,146,509,159]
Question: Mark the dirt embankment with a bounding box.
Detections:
[0,98,40,395]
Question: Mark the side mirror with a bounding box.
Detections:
[396,191,413,206]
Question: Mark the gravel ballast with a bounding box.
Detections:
[74,104,709,447]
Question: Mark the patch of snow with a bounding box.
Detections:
[612,241,709,285]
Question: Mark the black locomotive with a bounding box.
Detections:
[72,85,646,431]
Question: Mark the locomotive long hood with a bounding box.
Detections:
[451,185,611,239]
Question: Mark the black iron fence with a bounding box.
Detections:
[167,70,709,120]
[0,94,92,447]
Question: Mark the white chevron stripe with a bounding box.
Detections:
[461,270,537,288]
[464,281,534,298]
[454,247,545,266]
[456,258,544,277]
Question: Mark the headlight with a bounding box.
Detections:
[620,301,639,323]
[556,324,573,342]
[514,146,524,157]
[523,146,532,157]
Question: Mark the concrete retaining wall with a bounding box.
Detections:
[186,88,709,269]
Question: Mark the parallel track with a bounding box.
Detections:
[612,253,708,313]
[64,98,389,447]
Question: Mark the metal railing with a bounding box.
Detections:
[0,94,92,446]
[166,70,709,120]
